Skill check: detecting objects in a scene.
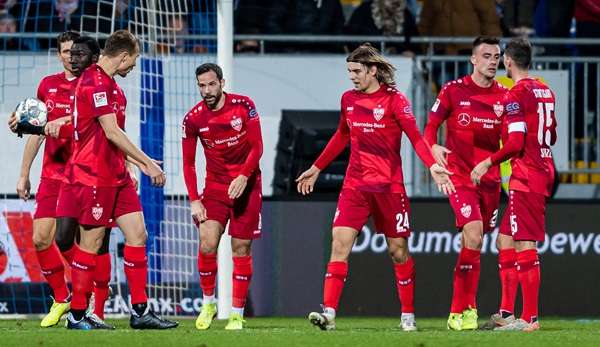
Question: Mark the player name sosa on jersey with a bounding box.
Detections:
[64,64,129,187]
[425,75,508,188]
[502,77,557,196]
[182,93,263,200]
[37,72,78,181]
[314,85,436,194]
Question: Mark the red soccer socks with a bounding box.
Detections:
[323,261,348,311]
[93,253,111,319]
[71,247,96,310]
[394,257,416,313]
[498,248,518,315]
[517,249,540,323]
[124,245,148,305]
[450,248,480,313]
[198,252,218,297]
[36,243,69,303]
[232,255,253,309]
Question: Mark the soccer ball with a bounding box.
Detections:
[15,97,48,127]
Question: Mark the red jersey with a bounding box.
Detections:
[182,93,263,201]
[36,72,77,180]
[314,85,436,194]
[425,75,508,189]
[502,77,557,197]
[64,64,129,187]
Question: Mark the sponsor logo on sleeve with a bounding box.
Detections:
[431,98,441,112]
[505,102,521,114]
[181,124,186,138]
[248,108,258,119]
[93,92,108,108]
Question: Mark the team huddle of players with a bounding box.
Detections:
[9,29,555,333]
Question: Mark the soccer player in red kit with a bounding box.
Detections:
[182,63,263,330]
[423,36,508,331]
[296,44,454,331]
[471,38,557,332]
[56,30,177,330]
[10,32,113,328]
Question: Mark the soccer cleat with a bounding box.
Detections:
[447,313,462,331]
[225,312,246,330]
[481,312,517,330]
[66,313,95,330]
[195,303,217,330]
[461,308,478,330]
[130,309,179,330]
[494,318,540,332]
[87,313,115,330]
[41,300,70,327]
[399,313,417,332]
[308,309,336,331]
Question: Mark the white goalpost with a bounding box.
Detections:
[216,0,234,320]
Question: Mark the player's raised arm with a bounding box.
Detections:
[296,97,351,195]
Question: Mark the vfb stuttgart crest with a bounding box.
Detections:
[493,103,504,117]
[230,117,243,132]
[92,206,103,221]
[373,106,384,121]
[460,204,472,218]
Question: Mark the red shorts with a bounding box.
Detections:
[200,178,262,240]
[34,178,62,219]
[333,188,411,238]
[448,185,500,232]
[56,180,141,227]
[499,190,547,241]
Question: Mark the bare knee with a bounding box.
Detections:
[199,223,222,254]
[330,237,352,262]
[231,239,252,257]
[32,230,52,251]
[462,222,483,250]
[388,239,409,264]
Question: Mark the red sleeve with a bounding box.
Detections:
[490,90,526,165]
[314,96,350,170]
[394,94,436,168]
[424,84,451,145]
[182,116,201,201]
[240,99,263,177]
[549,92,558,146]
[88,78,115,118]
[490,132,525,165]
[36,79,45,101]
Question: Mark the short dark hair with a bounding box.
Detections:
[57,31,80,51]
[472,36,500,53]
[195,63,223,80]
[504,38,532,69]
[103,30,139,57]
[73,36,101,56]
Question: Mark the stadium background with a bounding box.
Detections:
[0,0,598,319]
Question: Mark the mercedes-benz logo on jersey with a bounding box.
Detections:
[493,103,504,118]
[373,106,384,121]
[458,113,471,126]
[45,99,55,112]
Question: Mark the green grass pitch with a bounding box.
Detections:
[2,317,600,346]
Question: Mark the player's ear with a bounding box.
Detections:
[470,54,477,66]
[220,79,225,89]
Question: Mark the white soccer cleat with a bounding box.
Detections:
[308,307,336,331]
[400,313,417,332]
[494,318,540,332]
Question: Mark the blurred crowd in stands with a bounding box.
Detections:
[0,0,598,55]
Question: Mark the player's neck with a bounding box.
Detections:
[64,69,75,80]
[97,57,118,77]
[363,82,381,94]
[470,72,493,88]
[511,70,529,84]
